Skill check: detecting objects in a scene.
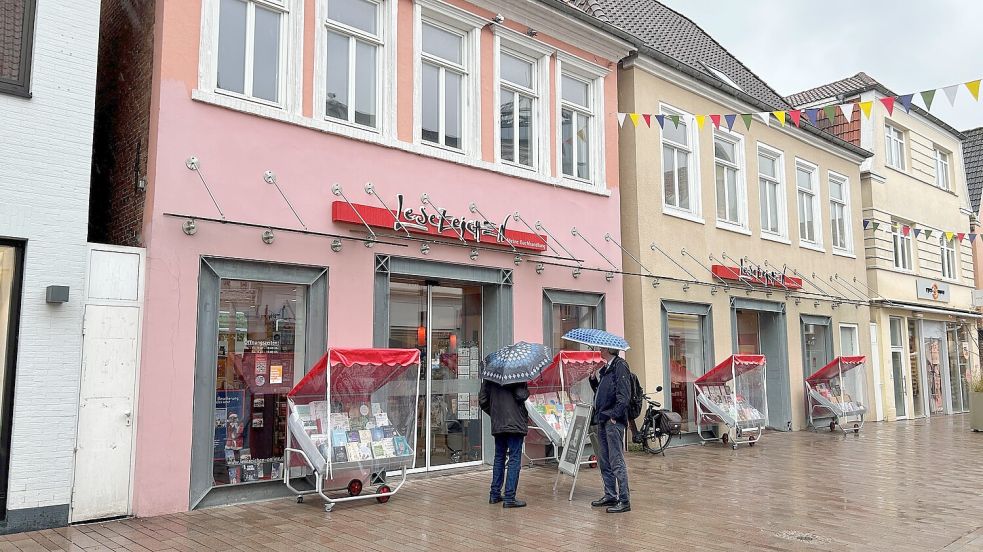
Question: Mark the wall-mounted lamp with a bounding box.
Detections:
[45,286,69,304]
[417,325,426,346]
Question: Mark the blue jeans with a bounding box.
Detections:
[597,421,629,503]
[490,433,524,502]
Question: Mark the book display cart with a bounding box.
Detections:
[284,348,421,512]
[806,355,867,433]
[695,354,768,449]
[523,351,604,466]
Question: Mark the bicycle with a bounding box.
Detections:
[635,386,682,455]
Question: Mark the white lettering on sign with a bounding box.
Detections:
[395,194,510,245]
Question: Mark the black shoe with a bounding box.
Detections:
[591,497,618,507]
[606,502,631,513]
[489,497,503,504]
[503,499,526,508]
[632,434,643,444]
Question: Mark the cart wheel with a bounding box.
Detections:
[749,441,755,447]
[731,443,738,450]
[721,432,729,445]
[296,496,304,504]
[829,421,836,432]
[853,423,860,434]
[324,503,334,512]
[376,485,392,504]
[347,479,363,497]
[588,454,597,468]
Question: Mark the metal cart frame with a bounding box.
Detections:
[806,355,867,434]
[694,354,768,450]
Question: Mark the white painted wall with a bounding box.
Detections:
[0,0,100,516]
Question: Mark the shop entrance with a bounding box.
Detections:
[734,304,791,431]
[388,280,484,470]
[0,242,23,520]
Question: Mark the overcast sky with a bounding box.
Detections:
[659,0,983,132]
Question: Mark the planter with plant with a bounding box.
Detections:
[971,375,983,432]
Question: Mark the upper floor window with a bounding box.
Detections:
[499,51,537,168]
[662,106,698,216]
[892,223,913,271]
[940,236,957,279]
[757,144,786,239]
[560,74,593,181]
[885,123,906,171]
[0,0,36,97]
[324,0,383,128]
[216,0,288,104]
[420,21,467,150]
[713,131,746,229]
[796,160,821,247]
[935,148,951,191]
[829,172,851,253]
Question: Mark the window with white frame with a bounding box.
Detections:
[757,145,786,238]
[796,160,821,246]
[713,132,746,228]
[499,50,537,168]
[829,172,851,252]
[892,223,913,270]
[216,0,288,104]
[935,148,951,191]
[323,0,383,128]
[662,107,697,215]
[420,20,467,149]
[560,74,593,181]
[940,235,957,279]
[885,124,906,170]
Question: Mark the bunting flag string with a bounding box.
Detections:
[617,75,983,133]
[860,221,978,245]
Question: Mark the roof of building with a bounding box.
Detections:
[963,127,983,214]
[785,72,965,139]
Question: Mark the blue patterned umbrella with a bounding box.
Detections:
[481,342,553,385]
[562,328,630,351]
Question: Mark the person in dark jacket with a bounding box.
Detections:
[588,348,631,513]
[479,379,530,508]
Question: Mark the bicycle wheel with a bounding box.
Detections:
[642,428,671,455]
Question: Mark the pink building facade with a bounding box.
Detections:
[121,0,631,516]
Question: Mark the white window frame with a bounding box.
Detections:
[934,147,951,191]
[885,123,907,171]
[892,222,914,271]
[493,27,552,176]
[198,0,303,111]
[660,102,702,222]
[795,158,823,251]
[315,0,397,137]
[556,52,607,190]
[413,0,484,157]
[712,129,748,233]
[940,235,958,280]
[828,171,853,255]
[757,143,788,242]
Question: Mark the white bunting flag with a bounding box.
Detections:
[943,84,960,106]
[839,103,855,123]
[756,112,771,126]
[617,112,627,127]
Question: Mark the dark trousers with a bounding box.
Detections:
[597,420,629,503]
[490,433,524,502]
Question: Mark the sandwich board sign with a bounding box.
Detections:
[554,403,592,501]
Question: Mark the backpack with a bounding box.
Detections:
[627,369,644,419]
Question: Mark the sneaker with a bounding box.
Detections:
[503,499,527,508]
[591,497,618,507]
[606,502,631,513]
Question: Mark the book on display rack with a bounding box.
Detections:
[291,400,414,463]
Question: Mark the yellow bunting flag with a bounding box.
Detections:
[773,111,787,126]
[859,101,874,118]
[696,115,707,130]
[945,231,955,241]
[629,113,640,127]
[967,80,981,101]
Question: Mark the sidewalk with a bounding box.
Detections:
[4,415,982,551]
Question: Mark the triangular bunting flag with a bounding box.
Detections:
[970,234,978,244]
[724,114,737,130]
[696,115,707,130]
[920,89,937,111]
[863,219,870,230]
[655,114,666,129]
[741,113,753,130]
[773,111,787,126]
[859,101,874,118]
[629,113,640,127]
[669,115,681,128]
[923,229,933,240]
[642,114,652,128]
[967,80,981,101]
[898,94,914,113]
[945,231,955,241]
[879,97,896,115]
[871,222,880,232]
[823,105,838,124]
[913,228,922,238]
[804,108,820,126]
[957,232,966,242]
[617,113,627,127]
[944,84,959,106]
[839,103,855,123]
[789,110,803,127]
[902,225,911,236]
[710,114,721,129]
[757,112,772,126]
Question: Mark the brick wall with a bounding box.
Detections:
[817,96,862,147]
[89,0,155,247]
[0,0,99,526]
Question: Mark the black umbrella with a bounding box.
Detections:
[481,342,552,385]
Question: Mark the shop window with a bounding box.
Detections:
[213,279,307,486]
[713,130,747,230]
[666,312,708,433]
[323,0,383,128]
[907,319,924,418]
[215,0,289,104]
[889,317,907,418]
[551,303,597,351]
[0,0,36,97]
[946,323,971,413]
[757,144,786,239]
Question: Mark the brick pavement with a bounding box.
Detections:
[4,415,983,552]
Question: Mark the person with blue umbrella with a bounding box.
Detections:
[478,341,551,509]
[563,328,632,514]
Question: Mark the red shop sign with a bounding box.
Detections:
[711,264,803,290]
[331,195,548,252]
